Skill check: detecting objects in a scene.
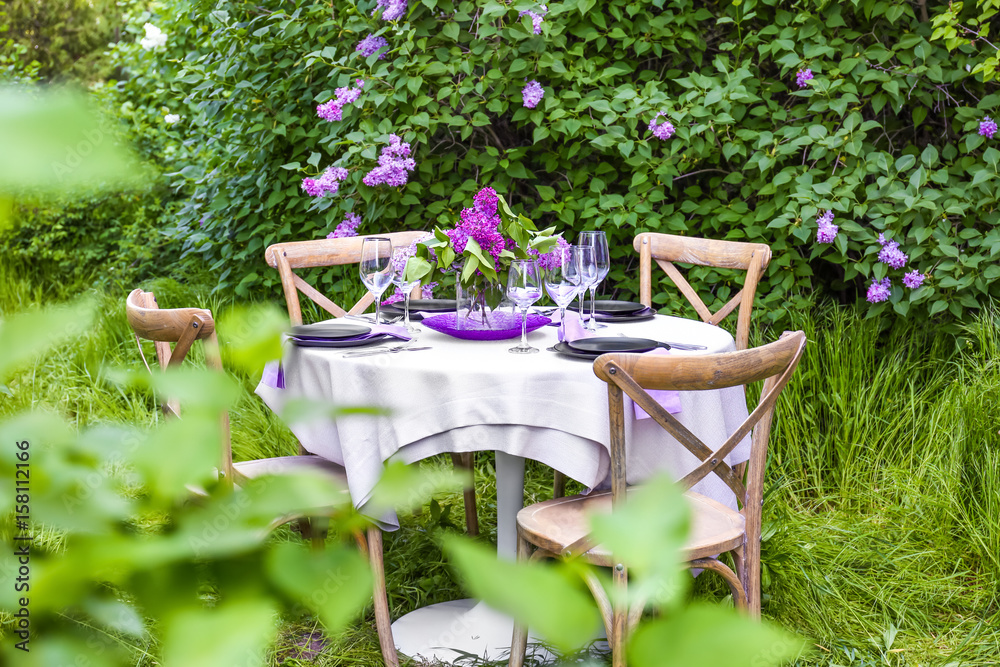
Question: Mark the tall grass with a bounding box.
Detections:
[3,260,1000,665]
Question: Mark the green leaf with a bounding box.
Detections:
[629,604,807,666]
[0,299,96,381]
[266,543,372,633]
[443,536,601,652]
[161,600,277,667]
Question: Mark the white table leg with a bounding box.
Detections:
[391,452,548,663]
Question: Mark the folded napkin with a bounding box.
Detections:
[633,348,681,418]
[261,360,284,389]
[558,311,593,342]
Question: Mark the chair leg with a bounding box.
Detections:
[689,557,748,612]
[508,532,531,667]
[741,537,761,618]
[611,562,628,667]
[367,526,399,667]
[451,452,479,536]
[552,471,566,499]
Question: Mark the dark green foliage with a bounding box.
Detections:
[92,0,999,326]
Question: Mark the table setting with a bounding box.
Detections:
[255,187,753,663]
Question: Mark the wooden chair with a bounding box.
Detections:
[264,234,480,537]
[633,232,772,351]
[126,289,400,667]
[508,331,807,667]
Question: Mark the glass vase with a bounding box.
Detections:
[455,274,507,330]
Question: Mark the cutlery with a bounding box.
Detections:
[613,332,706,351]
[341,343,431,358]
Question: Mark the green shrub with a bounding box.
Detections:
[99,0,1000,326]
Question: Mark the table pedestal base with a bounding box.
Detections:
[391,599,552,664]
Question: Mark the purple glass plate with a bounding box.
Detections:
[421,312,552,341]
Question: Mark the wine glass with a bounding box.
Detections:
[360,237,393,325]
[578,231,610,331]
[543,244,583,343]
[573,243,598,327]
[506,259,543,354]
[390,247,421,333]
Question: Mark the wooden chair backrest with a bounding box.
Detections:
[592,331,806,525]
[633,232,772,350]
[264,231,429,326]
[125,288,235,484]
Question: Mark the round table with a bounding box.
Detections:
[256,313,750,663]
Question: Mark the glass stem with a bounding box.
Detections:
[577,291,585,318]
[374,294,382,326]
[588,284,598,331]
[403,290,411,329]
[520,306,528,347]
[559,306,567,341]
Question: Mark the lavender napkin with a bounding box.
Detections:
[633,348,681,418]
[557,311,592,342]
[261,361,284,389]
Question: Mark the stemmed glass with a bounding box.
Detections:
[574,243,598,327]
[506,259,543,354]
[543,245,584,343]
[390,248,421,333]
[359,237,393,325]
[578,231,610,331]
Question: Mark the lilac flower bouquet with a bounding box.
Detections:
[407,186,561,327]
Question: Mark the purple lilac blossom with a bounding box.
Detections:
[522,80,544,109]
[303,166,349,198]
[421,281,439,298]
[374,0,407,21]
[356,34,389,59]
[327,212,362,238]
[532,236,571,270]
[902,270,925,289]
[877,236,908,269]
[866,277,891,303]
[446,187,509,271]
[796,69,813,88]
[317,80,365,122]
[816,210,838,243]
[518,4,548,34]
[649,112,675,140]
[362,134,416,187]
[381,289,405,305]
[980,116,998,139]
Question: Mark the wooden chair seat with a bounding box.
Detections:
[233,454,347,483]
[517,489,745,566]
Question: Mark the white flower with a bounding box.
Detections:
[164,114,180,124]
[139,23,167,50]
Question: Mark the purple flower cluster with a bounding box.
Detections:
[362,134,416,187]
[302,166,349,198]
[381,289,405,305]
[446,187,508,269]
[649,112,675,140]
[518,4,548,34]
[317,80,365,122]
[327,212,362,238]
[980,116,998,139]
[877,233,908,269]
[796,69,813,88]
[421,281,438,298]
[816,210,838,243]
[532,236,571,270]
[903,270,925,289]
[866,277,891,303]
[374,0,407,21]
[522,80,544,109]
[356,34,389,59]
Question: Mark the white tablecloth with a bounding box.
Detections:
[255,314,750,528]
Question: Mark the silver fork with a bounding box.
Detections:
[341,340,429,357]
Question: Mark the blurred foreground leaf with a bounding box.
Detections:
[161,598,277,667]
[368,460,469,514]
[442,536,601,653]
[0,86,150,197]
[629,603,808,666]
[0,299,96,381]
[218,304,288,376]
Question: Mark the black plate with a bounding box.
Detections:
[552,341,602,360]
[289,333,393,348]
[406,299,457,312]
[290,322,371,339]
[594,307,657,323]
[580,300,647,315]
[566,337,664,354]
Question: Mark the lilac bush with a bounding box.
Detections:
[362,134,416,187]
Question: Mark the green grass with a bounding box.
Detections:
[3,258,1000,666]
